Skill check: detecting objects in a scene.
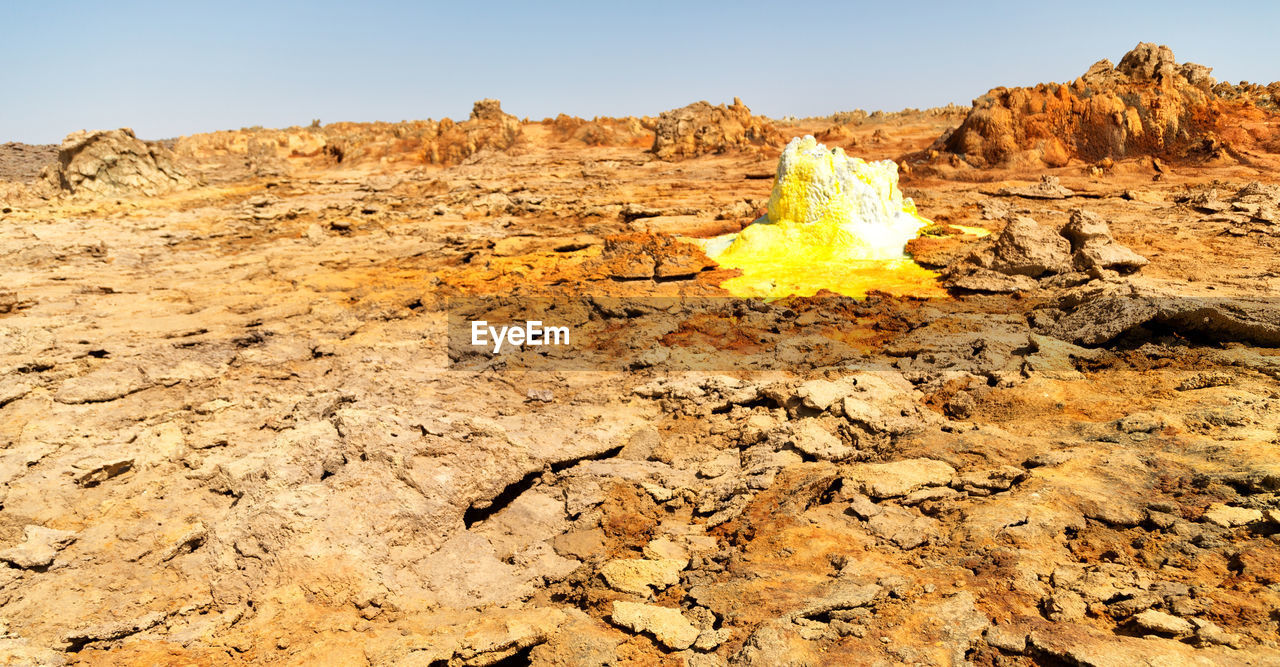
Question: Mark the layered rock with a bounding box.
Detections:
[933,43,1280,168]
[42,128,193,196]
[1040,282,1280,346]
[650,97,782,159]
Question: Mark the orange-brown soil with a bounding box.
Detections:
[1,74,1280,666]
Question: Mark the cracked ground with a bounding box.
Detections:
[2,116,1280,666]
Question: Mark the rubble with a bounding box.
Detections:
[0,142,58,183]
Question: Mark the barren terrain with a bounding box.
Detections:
[2,45,1280,666]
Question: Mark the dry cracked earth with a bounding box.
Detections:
[3,82,1280,666]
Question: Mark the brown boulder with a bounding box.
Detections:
[941,209,1147,291]
[988,217,1072,277]
[1115,42,1179,84]
[1062,209,1149,273]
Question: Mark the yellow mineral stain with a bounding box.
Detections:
[717,258,947,299]
[699,135,950,299]
[948,224,991,238]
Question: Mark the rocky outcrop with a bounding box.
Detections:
[940,210,1147,292]
[173,98,523,169]
[1180,181,1280,235]
[544,114,654,147]
[932,43,1280,168]
[425,98,522,164]
[1039,283,1280,347]
[42,129,193,196]
[468,98,506,122]
[942,207,1152,291]
[594,232,714,280]
[0,142,58,184]
[650,97,782,160]
[1061,209,1149,273]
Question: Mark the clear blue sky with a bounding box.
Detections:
[2,1,1277,144]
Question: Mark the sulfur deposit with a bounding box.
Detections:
[701,135,942,298]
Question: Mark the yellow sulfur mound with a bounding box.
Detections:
[700,135,945,299]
